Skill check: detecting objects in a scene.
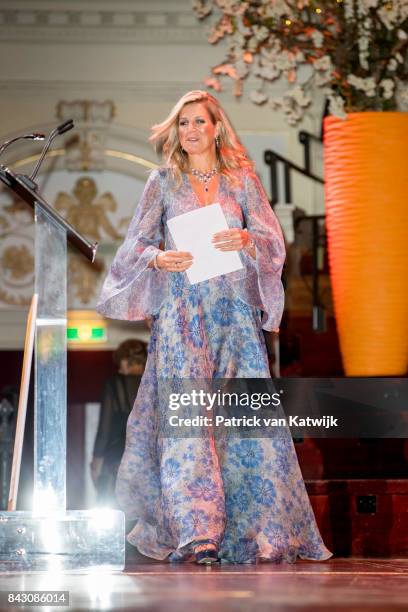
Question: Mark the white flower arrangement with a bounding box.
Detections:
[193,0,408,125]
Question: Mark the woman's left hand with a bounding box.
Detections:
[212,228,249,251]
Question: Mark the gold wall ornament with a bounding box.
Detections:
[0,287,30,307]
[54,175,123,306]
[0,187,35,306]
[0,233,34,306]
[0,191,34,233]
[68,254,105,305]
[54,176,123,242]
[1,244,33,282]
[4,199,33,218]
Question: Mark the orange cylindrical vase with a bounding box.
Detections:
[324,112,408,375]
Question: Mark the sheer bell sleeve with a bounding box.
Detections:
[96,168,167,320]
[239,170,286,331]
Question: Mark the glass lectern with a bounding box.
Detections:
[0,167,125,572]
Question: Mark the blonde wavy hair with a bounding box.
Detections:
[150,90,253,186]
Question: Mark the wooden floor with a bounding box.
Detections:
[0,557,407,611]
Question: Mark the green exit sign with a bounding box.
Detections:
[67,326,106,342]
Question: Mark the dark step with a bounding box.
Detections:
[306,478,408,557]
[295,438,408,480]
[278,315,343,376]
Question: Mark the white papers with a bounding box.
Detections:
[167,203,243,285]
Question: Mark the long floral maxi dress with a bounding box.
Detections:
[97,167,332,563]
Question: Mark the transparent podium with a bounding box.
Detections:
[0,168,125,572]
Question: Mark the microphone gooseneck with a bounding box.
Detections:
[0,133,45,158]
[30,119,74,182]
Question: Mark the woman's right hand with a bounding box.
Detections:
[155,250,193,272]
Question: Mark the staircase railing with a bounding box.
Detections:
[297,98,329,175]
[263,124,328,331]
[264,150,324,206]
[294,214,327,332]
[298,130,323,176]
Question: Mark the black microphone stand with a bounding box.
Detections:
[0,120,97,262]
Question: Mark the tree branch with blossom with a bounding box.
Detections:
[193,0,408,125]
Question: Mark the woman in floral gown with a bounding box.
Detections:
[97,90,332,564]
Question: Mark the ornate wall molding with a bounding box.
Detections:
[0,2,204,45]
[0,80,288,104]
[57,100,115,171]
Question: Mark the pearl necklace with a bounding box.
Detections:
[190,167,218,192]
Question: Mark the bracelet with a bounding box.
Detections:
[153,254,161,271]
[245,233,255,251]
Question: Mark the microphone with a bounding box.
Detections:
[56,119,74,135]
[0,133,45,158]
[30,119,74,182]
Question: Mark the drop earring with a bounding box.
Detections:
[215,135,220,148]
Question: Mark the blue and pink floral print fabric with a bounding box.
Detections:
[97,168,332,563]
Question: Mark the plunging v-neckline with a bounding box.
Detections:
[185,172,221,207]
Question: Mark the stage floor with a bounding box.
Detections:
[0,558,407,611]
